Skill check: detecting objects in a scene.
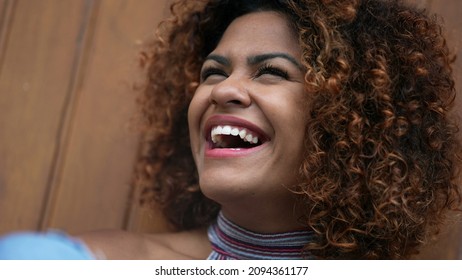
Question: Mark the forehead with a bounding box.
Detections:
[212,11,300,58]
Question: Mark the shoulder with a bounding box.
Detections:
[78,228,211,260]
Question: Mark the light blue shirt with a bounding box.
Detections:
[0,231,94,260]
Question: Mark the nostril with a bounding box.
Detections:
[228,100,242,105]
[209,79,251,107]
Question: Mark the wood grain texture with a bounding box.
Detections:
[123,0,175,234]
[0,0,90,234]
[43,0,169,234]
[0,0,15,70]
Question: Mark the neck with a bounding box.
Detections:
[220,194,307,233]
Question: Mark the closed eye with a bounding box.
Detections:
[200,66,228,82]
[255,64,289,80]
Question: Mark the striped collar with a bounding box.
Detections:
[207,212,314,260]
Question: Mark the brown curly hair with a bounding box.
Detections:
[135,0,462,259]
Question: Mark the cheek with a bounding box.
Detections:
[270,90,307,132]
[187,89,209,150]
[291,101,308,149]
[276,93,308,154]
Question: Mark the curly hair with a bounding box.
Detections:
[135,0,461,259]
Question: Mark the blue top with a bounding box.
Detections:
[0,231,95,260]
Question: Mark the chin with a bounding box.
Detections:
[199,176,258,202]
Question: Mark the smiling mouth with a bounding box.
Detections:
[209,125,264,149]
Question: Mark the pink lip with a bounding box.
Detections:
[205,144,268,158]
[203,115,270,158]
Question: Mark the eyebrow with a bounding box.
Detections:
[204,54,231,67]
[247,53,303,70]
[204,52,303,70]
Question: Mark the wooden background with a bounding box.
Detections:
[0,0,461,259]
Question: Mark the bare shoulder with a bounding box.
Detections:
[78,228,210,260]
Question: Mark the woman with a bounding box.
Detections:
[1,0,460,259]
[121,0,461,259]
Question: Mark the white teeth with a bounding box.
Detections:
[239,129,246,139]
[222,125,231,135]
[211,125,260,145]
[231,128,239,136]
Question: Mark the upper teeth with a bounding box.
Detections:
[211,125,259,144]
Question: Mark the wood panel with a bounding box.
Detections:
[0,0,92,234]
[42,0,170,234]
[124,0,176,234]
[0,0,15,67]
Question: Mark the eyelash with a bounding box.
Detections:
[200,67,227,81]
[200,64,289,81]
[256,64,289,79]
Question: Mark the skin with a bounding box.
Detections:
[80,11,309,259]
[79,228,210,260]
[188,11,308,233]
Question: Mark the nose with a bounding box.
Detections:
[209,76,251,108]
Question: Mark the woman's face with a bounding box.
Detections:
[188,11,308,228]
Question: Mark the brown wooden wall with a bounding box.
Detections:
[0,0,172,235]
[0,0,461,259]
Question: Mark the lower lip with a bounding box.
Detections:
[204,142,267,158]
